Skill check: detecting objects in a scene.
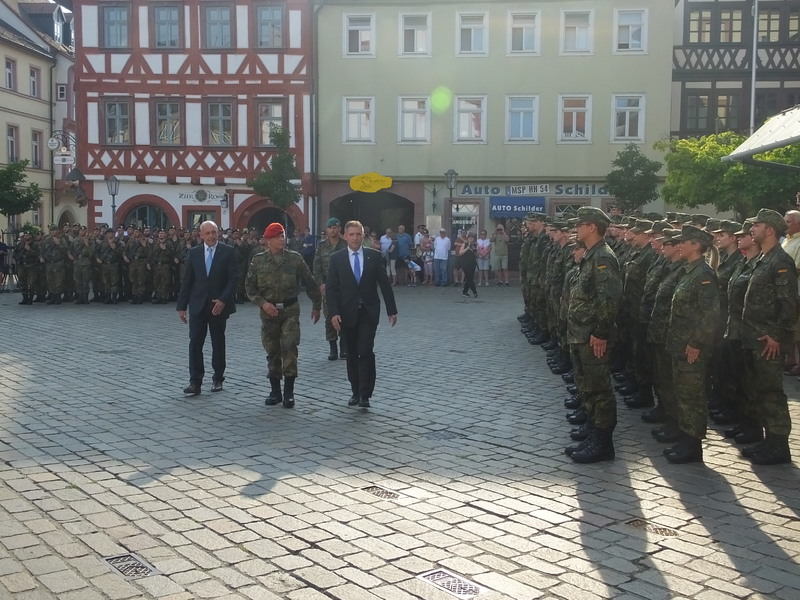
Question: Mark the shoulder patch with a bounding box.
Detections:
[777,268,788,273]
[701,280,711,284]
[597,265,607,270]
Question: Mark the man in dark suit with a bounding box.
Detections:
[176,221,238,395]
[327,220,398,408]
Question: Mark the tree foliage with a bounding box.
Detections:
[654,133,800,218]
[247,126,300,214]
[604,143,662,213]
[0,160,42,217]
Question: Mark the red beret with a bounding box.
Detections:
[263,223,285,239]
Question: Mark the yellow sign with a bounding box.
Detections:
[349,172,392,193]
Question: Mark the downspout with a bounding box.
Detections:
[311,0,328,237]
[49,57,55,226]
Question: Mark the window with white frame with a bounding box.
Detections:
[399,97,429,142]
[258,101,285,145]
[400,13,430,56]
[344,97,374,142]
[5,58,16,90]
[507,96,537,142]
[458,13,487,54]
[257,4,284,48]
[154,5,180,48]
[57,84,67,101]
[613,95,645,141]
[207,102,234,145]
[615,9,646,52]
[29,67,40,97]
[345,15,374,56]
[104,100,130,144]
[205,6,232,49]
[155,101,182,145]
[7,126,18,162]
[103,4,130,48]
[31,131,42,168]
[509,12,539,54]
[455,96,486,142]
[559,95,591,141]
[562,11,592,53]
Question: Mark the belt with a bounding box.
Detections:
[274,297,298,310]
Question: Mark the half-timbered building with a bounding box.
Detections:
[73,0,314,233]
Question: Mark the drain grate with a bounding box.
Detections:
[418,568,482,598]
[104,553,159,579]
[422,430,466,440]
[362,485,400,500]
[626,518,679,537]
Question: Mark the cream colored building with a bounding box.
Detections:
[315,0,673,245]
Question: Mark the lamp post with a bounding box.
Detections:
[444,169,458,199]
[106,176,119,228]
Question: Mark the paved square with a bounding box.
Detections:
[0,286,798,599]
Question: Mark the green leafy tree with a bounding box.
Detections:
[0,160,42,217]
[654,133,800,218]
[247,126,300,222]
[604,143,662,213]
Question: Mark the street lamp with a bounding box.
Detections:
[445,169,459,199]
[106,175,119,228]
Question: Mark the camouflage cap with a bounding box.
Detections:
[645,220,671,235]
[610,214,623,225]
[645,212,664,221]
[676,213,693,223]
[714,220,742,234]
[567,217,579,228]
[691,213,711,227]
[704,218,721,232]
[622,217,637,229]
[48,224,59,231]
[752,208,787,235]
[575,206,611,228]
[631,219,654,234]
[524,212,546,222]
[675,223,714,245]
[661,228,683,244]
[734,219,755,236]
[665,211,677,222]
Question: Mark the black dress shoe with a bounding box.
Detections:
[183,384,201,395]
[211,381,223,392]
[347,394,360,406]
[358,397,371,408]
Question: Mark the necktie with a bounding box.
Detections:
[205,247,213,275]
[353,251,361,283]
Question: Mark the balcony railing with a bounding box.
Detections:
[673,45,800,73]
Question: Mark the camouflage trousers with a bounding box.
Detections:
[129,260,149,298]
[651,344,675,418]
[73,263,92,295]
[261,304,301,378]
[671,351,709,439]
[521,277,533,317]
[716,339,745,415]
[631,322,653,387]
[101,263,119,294]
[152,264,171,300]
[530,284,546,327]
[17,264,37,294]
[46,262,66,294]
[570,342,616,430]
[322,295,339,342]
[742,349,792,436]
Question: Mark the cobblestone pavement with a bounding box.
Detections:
[0,284,798,600]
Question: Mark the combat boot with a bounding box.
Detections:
[663,434,703,464]
[569,422,591,441]
[103,293,113,305]
[327,340,338,361]
[641,404,669,423]
[652,421,682,443]
[564,395,581,410]
[282,376,295,408]
[541,339,559,351]
[624,386,654,409]
[747,434,791,465]
[265,377,282,406]
[561,370,574,384]
[566,410,587,425]
[18,294,29,305]
[571,427,614,463]
[734,423,764,445]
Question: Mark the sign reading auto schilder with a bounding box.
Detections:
[459,183,609,197]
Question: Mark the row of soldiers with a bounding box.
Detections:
[518,206,795,466]
[12,224,270,306]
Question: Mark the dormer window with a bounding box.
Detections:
[53,12,63,44]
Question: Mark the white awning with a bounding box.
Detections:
[723,104,800,162]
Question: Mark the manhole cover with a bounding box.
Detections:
[418,568,482,598]
[626,518,679,537]
[104,553,159,579]
[423,430,466,440]
[362,485,400,500]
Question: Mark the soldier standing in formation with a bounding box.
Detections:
[14,233,39,305]
[313,217,348,360]
[245,223,321,409]
[69,226,95,304]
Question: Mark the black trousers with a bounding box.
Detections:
[342,307,378,399]
[188,303,228,385]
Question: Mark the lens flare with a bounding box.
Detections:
[431,86,453,114]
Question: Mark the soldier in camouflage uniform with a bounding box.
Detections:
[522,214,549,343]
[246,223,321,409]
[517,214,537,324]
[564,207,622,463]
[740,209,796,465]
[13,233,39,305]
[662,225,719,464]
[97,229,123,303]
[313,218,348,360]
[125,229,151,304]
[69,226,95,304]
[41,225,70,304]
[149,230,175,304]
